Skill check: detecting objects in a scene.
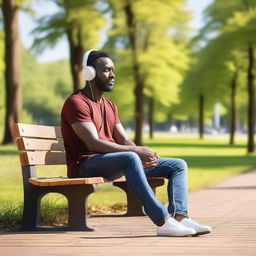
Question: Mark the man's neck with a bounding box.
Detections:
[83,84,103,103]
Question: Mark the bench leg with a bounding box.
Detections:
[21,166,42,230]
[113,179,165,216]
[65,184,97,231]
[21,189,42,230]
[22,184,97,231]
[21,195,40,230]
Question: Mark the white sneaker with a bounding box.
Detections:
[180,218,211,235]
[157,217,196,237]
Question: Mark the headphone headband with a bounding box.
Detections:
[83,49,97,68]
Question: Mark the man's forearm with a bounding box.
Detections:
[88,138,158,166]
[87,138,137,153]
[121,138,136,147]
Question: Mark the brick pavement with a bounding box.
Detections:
[0,169,256,256]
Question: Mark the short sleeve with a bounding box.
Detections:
[62,96,92,124]
[113,103,121,124]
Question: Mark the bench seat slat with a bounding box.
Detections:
[13,123,62,139]
[28,176,164,187]
[28,177,106,186]
[112,176,163,182]
[20,152,66,166]
[17,137,64,151]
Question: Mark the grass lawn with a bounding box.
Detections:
[0,133,255,229]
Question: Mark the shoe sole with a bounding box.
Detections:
[192,230,211,236]
[157,233,195,237]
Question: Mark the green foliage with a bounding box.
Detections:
[106,49,135,124]
[0,200,22,231]
[107,0,191,123]
[203,0,256,32]
[32,0,106,52]
[178,0,256,121]
[179,38,246,118]
[21,48,72,125]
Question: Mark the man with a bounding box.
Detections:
[61,49,211,237]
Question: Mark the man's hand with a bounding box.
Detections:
[135,146,159,168]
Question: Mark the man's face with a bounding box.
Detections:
[93,57,115,92]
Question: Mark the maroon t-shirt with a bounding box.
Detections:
[61,90,120,178]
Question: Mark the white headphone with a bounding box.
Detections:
[83,49,97,81]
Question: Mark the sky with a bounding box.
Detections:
[19,0,213,63]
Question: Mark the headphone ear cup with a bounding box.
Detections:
[83,66,96,81]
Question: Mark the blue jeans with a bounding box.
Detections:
[77,152,189,225]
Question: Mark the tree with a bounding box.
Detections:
[178,50,216,140]
[109,0,190,144]
[1,0,22,144]
[180,36,248,141]
[0,32,5,130]
[229,68,238,145]
[181,0,256,146]
[32,0,106,91]
[123,1,144,145]
[202,0,256,152]
[211,1,256,152]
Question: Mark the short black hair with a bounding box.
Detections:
[87,50,110,66]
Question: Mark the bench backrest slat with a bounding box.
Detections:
[20,152,66,166]
[13,123,62,139]
[17,138,65,151]
[13,123,66,166]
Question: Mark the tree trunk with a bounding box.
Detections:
[124,1,144,145]
[229,70,238,145]
[134,74,144,145]
[148,97,154,139]
[2,0,22,144]
[199,94,204,139]
[67,29,84,91]
[247,45,255,153]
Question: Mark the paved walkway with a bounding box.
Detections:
[1,169,256,256]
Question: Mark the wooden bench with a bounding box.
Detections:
[12,123,165,231]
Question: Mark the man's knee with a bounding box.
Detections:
[176,158,188,171]
[121,152,141,167]
[164,158,188,173]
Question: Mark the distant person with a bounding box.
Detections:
[61,49,211,237]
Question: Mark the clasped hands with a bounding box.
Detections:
[135,146,159,168]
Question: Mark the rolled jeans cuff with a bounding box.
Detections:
[171,211,189,218]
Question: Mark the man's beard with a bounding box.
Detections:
[95,77,114,92]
